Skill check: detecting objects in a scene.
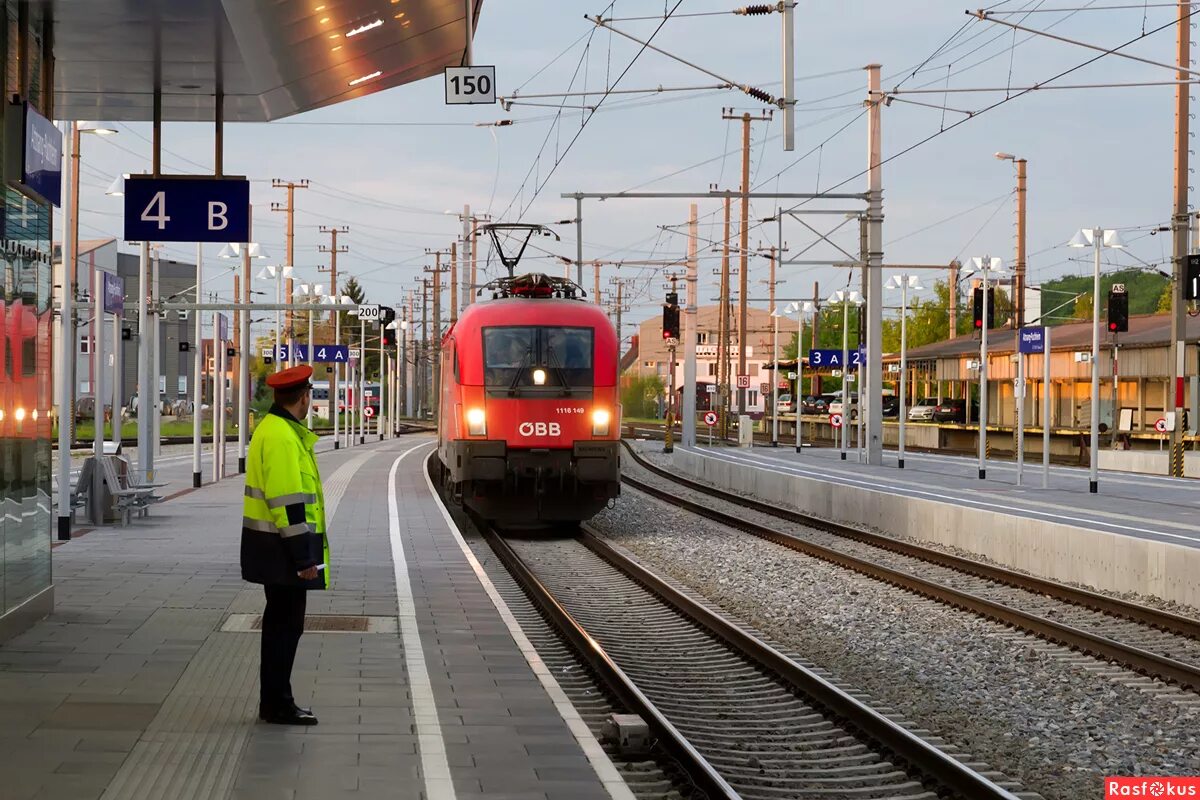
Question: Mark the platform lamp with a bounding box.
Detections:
[386,316,407,425]
[827,289,862,461]
[885,274,925,469]
[1068,227,1125,494]
[258,265,294,372]
[782,300,816,453]
[297,283,324,426]
[219,242,271,472]
[960,257,1008,480]
[327,294,353,448]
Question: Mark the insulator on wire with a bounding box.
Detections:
[734,4,774,15]
[744,86,776,104]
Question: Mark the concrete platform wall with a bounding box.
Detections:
[672,449,1200,608]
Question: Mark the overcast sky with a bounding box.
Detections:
[69,0,1194,343]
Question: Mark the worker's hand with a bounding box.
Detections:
[297,566,319,580]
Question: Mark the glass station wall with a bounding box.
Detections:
[1,0,54,634]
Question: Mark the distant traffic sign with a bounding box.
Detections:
[704,384,717,394]
[123,176,250,242]
[829,413,843,429]
[736,374,751,389]
[808,349,864,370]
[703,411,719,427]
[363,405,375,418]
[1018,326,1046,355]
[356,304,381,321]
[1155,417,1169,433]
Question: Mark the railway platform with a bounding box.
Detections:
[630,439,1200,609]
[3,436,628,800]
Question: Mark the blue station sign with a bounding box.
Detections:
[1018,326,1046,355]
[4,101,62,206]
[808,348,865,369]
[276,344,349,363]
[123,176,250,243]
[102,273,125,315]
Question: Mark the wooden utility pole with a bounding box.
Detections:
[424,250,450,416]
[1014,159,1027,329]
[1170,0,1190,476]
[948,260,960,338]
[723,108,772,414]
[594,261,602,305]
[449,241,458,324]
[271,179,308,368]
[416,278,431,418]
[810,281,821,396]
[319,225,349,427]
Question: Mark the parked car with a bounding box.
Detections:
[776,393,794,413]
[829,392,859,420]
[908,398,937,421]
[932,398,979,423]
[881,395,900,417]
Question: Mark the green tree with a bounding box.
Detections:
[339,276,384,382]
[621,374,665,419]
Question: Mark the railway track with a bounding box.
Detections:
[619,440,1200,692]
[478,522,1031,800]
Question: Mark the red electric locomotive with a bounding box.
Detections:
[437,273,620,526]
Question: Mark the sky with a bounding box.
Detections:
[65,0,1197,346]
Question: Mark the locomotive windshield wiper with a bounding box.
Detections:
[545,345,572,397]
[507,347,534,396]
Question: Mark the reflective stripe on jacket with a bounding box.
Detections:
[240,407,329,589]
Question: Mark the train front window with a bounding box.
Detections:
[483,326,593,393]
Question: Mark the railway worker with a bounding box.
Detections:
[241,364,328,726]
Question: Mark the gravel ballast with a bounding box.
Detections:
[591,488,1200,800]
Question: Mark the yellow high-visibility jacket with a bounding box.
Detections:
[240,407,329,589]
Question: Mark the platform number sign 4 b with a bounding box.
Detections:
[445,66,496,105]
[123,176,250,243]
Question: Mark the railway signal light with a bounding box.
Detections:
[971,286,996,330]
[662,303,680,340]
[381,306,397,346]
[1187,254,1200,301]
[1107,284,1128,333]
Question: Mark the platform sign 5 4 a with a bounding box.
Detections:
[123,176,250,243]
[808,349,865,369]
[276,344,349,363]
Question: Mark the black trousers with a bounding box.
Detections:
[261,585,307,712]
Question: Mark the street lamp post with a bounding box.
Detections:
[297,283,324,427]
[886,275,924,469]
[769,307,782,446]
[219,242,271,473]
[963,257,1007,480]
[1069,227,1125,493]
[258,265,293,370]
[828,290,862,460]
[784,301,815,453]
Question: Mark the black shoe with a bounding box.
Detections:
[259,705,318,726]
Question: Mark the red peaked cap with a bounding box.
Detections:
[265,364,314,391]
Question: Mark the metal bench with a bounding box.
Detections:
[98,456,161,526]
[53,458,93,520]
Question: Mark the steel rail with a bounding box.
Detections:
[620,439,1200,639]
[576,528,1024,800]
[619,442,1200,690]
[476,521,740,800]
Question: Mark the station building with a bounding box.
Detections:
[889,313,1200,435]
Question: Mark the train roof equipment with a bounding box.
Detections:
[482,273,587,302]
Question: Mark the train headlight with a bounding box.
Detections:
[532,368,547,386]
[466,407,486,436]
[592,408,611,436]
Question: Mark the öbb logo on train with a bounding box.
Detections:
[518,421,562,437]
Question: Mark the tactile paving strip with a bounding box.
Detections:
[220,613,398,634]
[98,631,257,800]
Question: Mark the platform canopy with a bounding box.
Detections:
[52,0,482,122]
